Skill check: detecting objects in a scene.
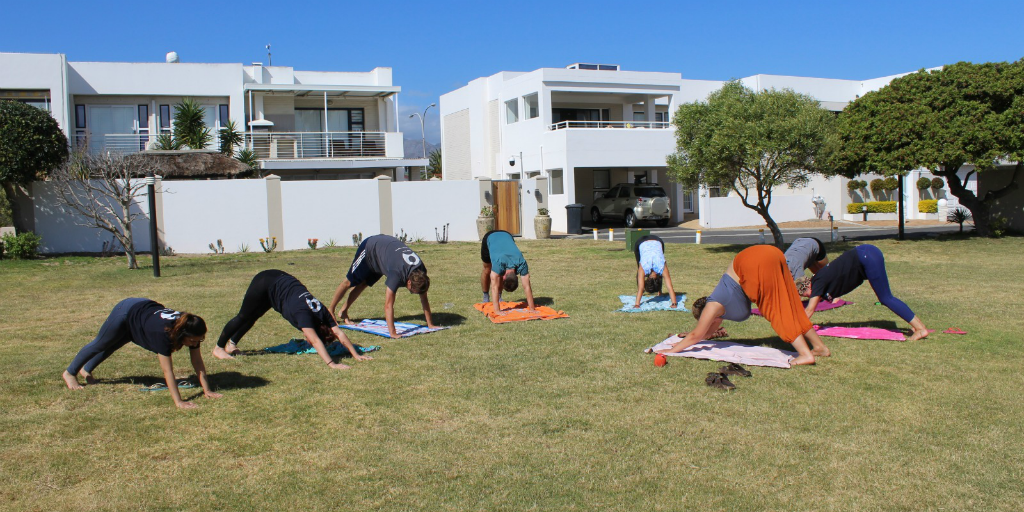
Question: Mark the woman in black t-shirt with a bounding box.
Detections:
[213,270,371,369]
[62,298,222,410]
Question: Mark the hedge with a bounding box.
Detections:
[847,201,897,214]
[919,199,938,213]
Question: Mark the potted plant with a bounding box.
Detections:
[535,207,551,239]
[477,206,495,240]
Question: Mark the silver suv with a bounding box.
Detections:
[591,183,671,228]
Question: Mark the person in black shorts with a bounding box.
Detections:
[480,230,535,313]
[62,298,222,410]
[330,235,437,338]
[213,270,371,369]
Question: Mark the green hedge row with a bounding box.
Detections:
[918,199,938,213]
[847,201,897,214]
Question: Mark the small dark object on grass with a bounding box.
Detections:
[718,363,751,377]
[705,372,736,390]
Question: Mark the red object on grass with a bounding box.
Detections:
[654,354,667,367]
[943,327,967,335]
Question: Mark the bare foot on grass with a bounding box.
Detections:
[212,346,236,360]
[62,371,83,390]
[908,329,929,341]
[78,370,98,385]
[812,346,831,357]
[791,355,816,366]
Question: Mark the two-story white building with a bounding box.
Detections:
[0,52,424,181]
[441,64,969,233]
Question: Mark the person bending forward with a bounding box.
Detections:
[632,234,677,309]
[480,230,535,314]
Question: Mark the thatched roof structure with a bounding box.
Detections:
[136,150,252,179]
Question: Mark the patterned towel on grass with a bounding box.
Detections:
[473,301,569,323]
[264,339,381,356]
[752,299,852,316]
[648,335,796,369]
[616,294,688,313]
[340,319,448,338]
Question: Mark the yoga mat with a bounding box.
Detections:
[752,299,852,316]
[648,335,796,369]
[340,319,448,338]
[264,339,381,356]
[616,294,689,313]
[815,326,906,341]
[473,301,569,323]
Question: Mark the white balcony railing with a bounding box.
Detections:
[89,134,152,155]
[245,131,387,160]
[548,121,670,130]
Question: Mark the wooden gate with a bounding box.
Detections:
[492,180,521,235]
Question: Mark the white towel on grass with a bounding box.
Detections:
[648,335,796,369]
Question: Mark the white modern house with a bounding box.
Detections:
[440,64,972,232]
[0,52,425,181]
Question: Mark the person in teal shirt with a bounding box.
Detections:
[480,230,535,313]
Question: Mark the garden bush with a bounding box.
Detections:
[869,178,886,195]
[847,201,897,214]
[931,177,944,189]
[916,177,932,190]
[0,231,42,259]
[882,176,899,191]
[918,199,938,213]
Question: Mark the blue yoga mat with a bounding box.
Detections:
[264,339,381,356]
[616,294,688,313]
[340,319,448,338]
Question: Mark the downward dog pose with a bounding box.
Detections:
[331,234,437,338]
[657,245,830,366]
[62,298,221,409]
[480,230,535,313]
[214,270,370,368]
[796,244,929,340]
[632,234,677,309]
[784,237,829,280]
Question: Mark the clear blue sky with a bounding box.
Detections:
[3,0,1022,144]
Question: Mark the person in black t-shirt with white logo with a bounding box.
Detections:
[330,235,437,338]
[62,298,222,410]
[213,270,370,369]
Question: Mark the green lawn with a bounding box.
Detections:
[2,237,1022,511]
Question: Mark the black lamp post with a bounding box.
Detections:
[146,175,160,277]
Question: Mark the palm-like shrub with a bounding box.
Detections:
[173,98,212,150]
[219,119,243,155]
[947,206,973,232]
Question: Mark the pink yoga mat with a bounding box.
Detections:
[648,335,796,369]
[815,326,905,341]
[751,299,853,316]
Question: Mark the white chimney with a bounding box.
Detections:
[165,52,179,63]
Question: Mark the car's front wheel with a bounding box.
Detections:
[591,208,602,223]
[625,211,637,228]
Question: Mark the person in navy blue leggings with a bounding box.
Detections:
[796,244,929,340]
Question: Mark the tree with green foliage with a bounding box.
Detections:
[0,100,68,231]
[218,119,243,155]
[172,98,212,150]
[831,60,1024,236]
[426,148,442,179]
[667,81,837,246]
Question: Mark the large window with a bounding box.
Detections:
[505,98,519,124]
[159,104,171,134]
[294,108,365,132]
[524,93,539,119]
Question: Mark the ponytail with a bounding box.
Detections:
[166,312,207,352]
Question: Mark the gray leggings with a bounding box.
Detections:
[708,274,752,322]
[66,298,149,375]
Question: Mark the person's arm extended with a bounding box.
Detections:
[189,348,222,399]
[805,296,822,319]
[419,293,437,328]
[657,302,725,354]
[329,280,350,322]
[490,271,503,313]
[521,274,535,310]
[663,266,677,308]
[329,326,372,361]
[634,266,645,308]
[384,287,399,338]
[158,354,195,409]
[302,327,352,369]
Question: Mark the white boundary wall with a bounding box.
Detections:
[161,180,270,254]
[392,180,479,242]
[280,180,381,249]
[31,180,153,253]
[699,194,815,228]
